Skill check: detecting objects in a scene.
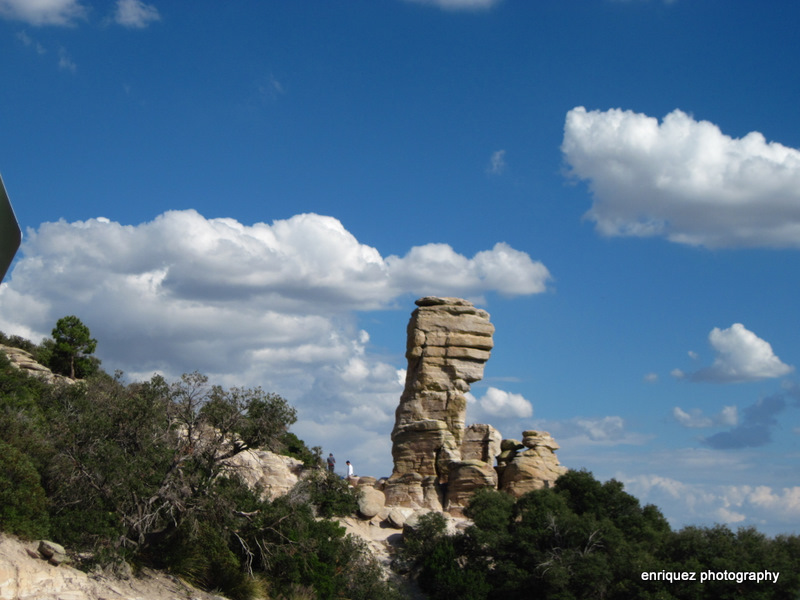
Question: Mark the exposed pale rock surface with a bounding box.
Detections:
[0,534,227,600]
[358,486,387,519]
[499,430,567,497]
[384,297,501,513]
[0,345,74,385]
[384,297,567,515]
[462,423,502,463]
[222,448,303,500]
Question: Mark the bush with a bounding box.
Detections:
[162,521,258,600]
[295,469,359,518]
[0,440,50,539]
[280,431,322,467]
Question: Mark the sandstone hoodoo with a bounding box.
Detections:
[383,296,566,515]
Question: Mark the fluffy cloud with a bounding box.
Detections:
[539,415,650,446]
[0,0,85,25]
[402,0,502,10]
[623,475,800,533]
[673,405,738,429]
[468,387,533,419]
[562,107,800,248]
[0,209,549,476]
[113,0,160,28]
[677,323,793,383]
[387,241,551,299]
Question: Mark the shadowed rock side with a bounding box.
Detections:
[383,297,566,515]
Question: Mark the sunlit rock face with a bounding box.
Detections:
[382,297,568,515]
[384,297,498,512]
[497,430,568,497]
[0,345,75,385]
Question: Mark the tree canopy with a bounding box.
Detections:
[403,471,800,600]
[48,315,98,378]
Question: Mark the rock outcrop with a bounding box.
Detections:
[0,533,228,600]
[383,297,498,513]
[222,448,304,500]
[381,297,567,516]
[498,430,567,497]
[0,344,74,385]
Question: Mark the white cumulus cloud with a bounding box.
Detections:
[0,0,86,25]
[562,106,800,248]
[0,209,549,477]
[622,476,800,532]
[679,323,793,383]
[673,405,738,428]
[387,241,550,300]
[470,387,533,419]
[113,0,160,28]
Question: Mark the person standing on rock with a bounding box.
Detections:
[346,460,354,480]
[327,453,336,473]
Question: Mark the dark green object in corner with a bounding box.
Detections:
[0,174,21,284]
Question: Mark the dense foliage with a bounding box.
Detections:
[0,324,397,600]
[4,322,799,599]
[403,471,800,600]
[48,315,100,378]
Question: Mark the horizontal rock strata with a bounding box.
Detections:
[384,297,499,512]
[498,430,567,497]
[0,345,74,385]
[382,298,567,515]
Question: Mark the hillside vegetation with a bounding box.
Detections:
[401,473,800,600]
[0,322,400,600]
[1,320,799,600]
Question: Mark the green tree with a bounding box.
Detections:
[49,316,98,378]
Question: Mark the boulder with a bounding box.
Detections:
[385,507,411,529]
[445,460,498,516]
[221,449,303,500]
[461,424,502,463]
[522,430,561,450]
[37,540,68,566]
[500,447,568,498]
[358,487,386,519]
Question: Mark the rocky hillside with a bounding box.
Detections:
[0,297,568,599]
[0,534,228,600]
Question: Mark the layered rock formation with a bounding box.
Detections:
[0,344,74,385]
[383,297,496,513]
[497,430,567,497]
[0,534,226,600]
[382,297,566,515]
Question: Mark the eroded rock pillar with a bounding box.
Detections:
[384,297,495,511]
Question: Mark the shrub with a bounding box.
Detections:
[0,440,50,539]
[296,469,359,518]
[163,521,258,600]
[280,431,322,467]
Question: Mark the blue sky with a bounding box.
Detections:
[2,0,800,535]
